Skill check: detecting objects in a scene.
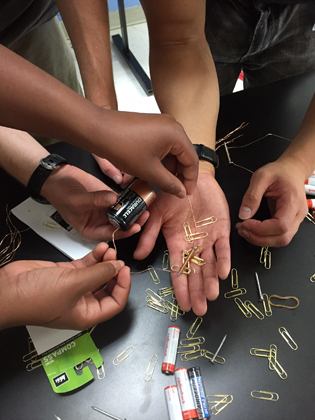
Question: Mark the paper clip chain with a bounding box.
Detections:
[186,317,203,339]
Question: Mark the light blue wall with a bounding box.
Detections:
[108,0,141,12]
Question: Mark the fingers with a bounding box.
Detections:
[72,260,125,298]
[71,190,118,213]
[93,154,124,185]
[133,211,162,260]
[238,171,271,220]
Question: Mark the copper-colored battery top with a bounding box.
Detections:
[128,179,156,206]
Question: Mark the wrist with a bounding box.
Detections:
[40,163,73,201]
[199,160,216,176]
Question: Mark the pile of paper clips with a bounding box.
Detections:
[206,395,233,415]
[145,287,185,322]
[177,317,226,365]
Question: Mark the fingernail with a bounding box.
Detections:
[113,174,122,184]
[110,260,124,274]
[239,206,251,220]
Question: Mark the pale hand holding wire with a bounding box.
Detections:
[41,164,149,241]
[236,158,309,247]
[0,243,131,330]
[134,173,231,315]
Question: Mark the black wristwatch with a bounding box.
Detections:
[27,154,68,204]
[193,144,219,169]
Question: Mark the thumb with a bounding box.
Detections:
[71,260,125,297]
[73,190,118,212]
[239,172,270,220]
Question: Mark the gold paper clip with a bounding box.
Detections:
[310,274,315,283]
[22,349,38,363]
[166,301,185,316]
[169,302,179,322]
[195,216,217,228]
[26,359,42,371]
[268,344,277,371]
[251,390,279,401]
[272,359,287,380]
[97,364,105,380]
[186,317,203,339]
[244,300,264,320]
[268,295,299,310]
[171,265,193,275]
[177,345,201,354]
[186,231,208,242]
[113,345,135,365]
[148,265,160,285]
[234,298,252,318]
[262,293,272,317]
[162,250,169,270]
[250,348,270,358]
[278,327,298,350]
[144,354,158,381]
[260,246,271,269]
[207,395,233,415]
[306,212,315,224]
[191,256,206,266]
[146,299,169,314]
[231,268,239,289]
[224,288,247,299]
[180,349,205,361]
[180,337,205,346]
[157,286,174,297]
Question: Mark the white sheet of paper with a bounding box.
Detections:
[11,198,98,260]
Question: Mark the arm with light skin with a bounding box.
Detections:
[0,45,198,197]
[134,0,231,314]
[0,126,148,240]
[0,243,130,330]
[236,94,315,247]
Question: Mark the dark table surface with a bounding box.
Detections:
[1,70,315,420]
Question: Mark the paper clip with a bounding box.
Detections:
[260,246,271,269]
[203,350,225,365]
[22,349,38,362]
[144,354,158,381]
[207,395,233,415]
[244,300,264,320]
[26,359,42,371]
[166,301,185,316]
[310,274,315,282]
[177,345,200,354]
[234,297,252,318]
[262,293,272,317]
[272,359,287,380]
[268,295,299,310]
[251,390,279,401]
[224,288,247,299]
[171,265,193,275]
[186,317,203,339]
[186,231,208,242]
[148,265,160,285]
[250,347,270,358]
[146,300,169,314]
[146,288,164,303]
[180,349,205,361]
[157,286,174,297]
[268,344,277,371]
[306,212,315,224]
[231,268,239,289]
[195,216,217,228]
[162,250,169,270]
[180,337,205,346]
[97,364,105,380]
[113,345,135,365]
[42,221,62,230]
[278,327,298,350]
[191,256,206,266]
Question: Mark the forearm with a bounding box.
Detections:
[278,94,315,178]
[57,0,117,108]
[0,45,108,155]
[0,127,49,186]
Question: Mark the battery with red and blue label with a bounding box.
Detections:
[175,367,199,420]
[187,367,210,419]
[164,385,183,420]
[162,326,180,374]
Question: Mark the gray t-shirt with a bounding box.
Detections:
[0,0,58,46]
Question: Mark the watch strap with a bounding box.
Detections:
[193,144,219,168]
[27,154,68,204]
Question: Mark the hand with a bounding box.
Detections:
[92,154,134,189]
[42,164,149,240]
[134,173,231,315]
[93,110,199,198]
[236,159,308,246]
[0,243,130,330]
